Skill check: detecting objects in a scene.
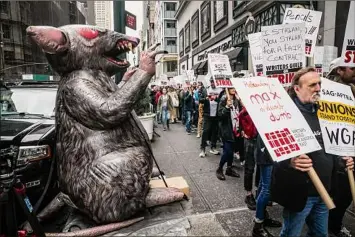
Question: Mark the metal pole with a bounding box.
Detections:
[113,0,126,84]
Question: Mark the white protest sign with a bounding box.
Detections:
[340,1,355,67]
[186,70,196,81]
[283,8,322,57]
[231,77,321,161]
[317,78,355,157]
[314,46,324,76]
[248,32,263,76]
[208,53,233,88]
[261,23,306,87]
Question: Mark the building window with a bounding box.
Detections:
[165,2,176,11]
[179,29,184,57]
[191,10,199,48]
[166,61,177,72]
[233,1,246,18]
[165,20,176,37]
[165,38,177,53]
[0,1,9,14]
[254,4,279,33]
[24,54,32,62]
[2,24,11,39]
[213,1,228,33]
[4,51,14,60]
[200,1,211,42]
[185,21,190,53]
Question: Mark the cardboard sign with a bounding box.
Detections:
[283,8,322,57]
[248,32,263,76]
[261,23,306,87]
[340,2,355,67]
[317,78,355,156]
[231,76,321,162]
[208,53,233,88]
[314,46,324,76]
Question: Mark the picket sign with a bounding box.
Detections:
[314,46,324,76]
[248,32,263,76]
[317,78,355,207]
[282,8,322,57]
[340,1,355,67]
[207,54,234,88]
[231,76,335,209]
[261,23,306,87]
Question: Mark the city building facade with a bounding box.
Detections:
[154,0,178,80]
[0,1,86,82]
[176,0,350,76]
[94,1,113,30]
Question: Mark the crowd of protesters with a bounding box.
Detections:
[148,57,355,237]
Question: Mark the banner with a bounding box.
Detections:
[340,1,355,67]
[317,78,355,156]
[282,8,322,57]
[208,53,233,88]
[314,46,324,76]
[261,23,306,87]
[231,76,321,162]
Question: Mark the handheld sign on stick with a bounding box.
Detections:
[317,77,355,207]
[231,76,335,209]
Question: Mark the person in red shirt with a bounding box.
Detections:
[155,87,162,123]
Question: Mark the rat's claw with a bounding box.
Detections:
[148,43,161,52]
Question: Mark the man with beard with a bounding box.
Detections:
[271,67,354,237]
[327,57,355,237]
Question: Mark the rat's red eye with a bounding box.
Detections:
[78,29,99,39]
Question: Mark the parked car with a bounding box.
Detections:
[0,80,59,224]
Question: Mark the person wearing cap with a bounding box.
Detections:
[327,57,355,97]
[326,57,355,237]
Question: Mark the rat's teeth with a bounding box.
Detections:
[128,42,132,52]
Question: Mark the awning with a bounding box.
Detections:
[225,47,242,59]
[191,62,201,70]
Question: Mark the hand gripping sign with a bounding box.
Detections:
[317,77,355,206]
[231,76,335,209]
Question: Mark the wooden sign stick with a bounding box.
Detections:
[307,167,335,209]
[347,169,355,207]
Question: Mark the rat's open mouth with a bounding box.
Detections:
[104,39,138,67]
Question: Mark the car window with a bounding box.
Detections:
[2,88,57,116]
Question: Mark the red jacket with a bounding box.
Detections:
[155,91,162,105]
[238,107,258,139]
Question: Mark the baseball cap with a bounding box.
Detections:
[326,57,342,77]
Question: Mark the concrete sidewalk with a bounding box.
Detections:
[110,122,355,236]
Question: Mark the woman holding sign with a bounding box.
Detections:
[215,87,241,180]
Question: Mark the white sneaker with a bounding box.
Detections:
[340,227,352,237]
[240,161,245,166]
[196,134,201,138]
[209,149,220,155]
[199,150,206,158]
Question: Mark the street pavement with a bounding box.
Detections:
[109,122,355,236]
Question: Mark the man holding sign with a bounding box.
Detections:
[277,68,354,237]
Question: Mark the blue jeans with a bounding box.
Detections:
[255,165,273,221]
[161,109,169,128]
[280,196,328,237]
[219,142,234,168]
[185,110,191,132]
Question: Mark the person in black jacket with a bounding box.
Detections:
[184,86,194,134]
[215,87,241,180]
[271,67,354,237]
[252,135,281,237]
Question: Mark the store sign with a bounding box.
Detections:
[194,36,233,63]
[125,11,136,30]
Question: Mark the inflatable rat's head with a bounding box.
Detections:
[27,25,139,76]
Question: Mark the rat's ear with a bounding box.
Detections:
[26,26,69,54]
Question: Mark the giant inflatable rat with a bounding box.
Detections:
[26,25,185,235]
